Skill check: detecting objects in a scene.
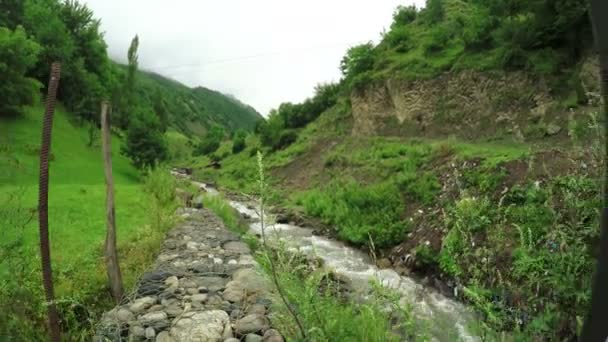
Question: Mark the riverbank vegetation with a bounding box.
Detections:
[187,0,602,339]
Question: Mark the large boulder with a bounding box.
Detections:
[170,310,232,342]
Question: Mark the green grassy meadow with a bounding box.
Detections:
[0,104,158,339]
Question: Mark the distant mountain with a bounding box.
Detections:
[124,65,263,137]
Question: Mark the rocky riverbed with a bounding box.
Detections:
[95,208,284,342]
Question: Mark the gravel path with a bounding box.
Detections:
[96,208,284,342]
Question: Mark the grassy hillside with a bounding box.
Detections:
[189,79,602,340]
[345,0,591,89]
[127,65,263,137]
[0,104,172,340]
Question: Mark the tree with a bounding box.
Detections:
[0,0,24,29]
[115,35,139,129]
[392,5,417,27]
[340,42,376,87]
[232,130,247,154]
[0,26,41,117]
[423,0,445,24]
[121,111,168,169]
[153,87,169,132]
[127,35,139,95]
[195,126,224,155]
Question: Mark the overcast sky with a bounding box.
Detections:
[82,0,424,115]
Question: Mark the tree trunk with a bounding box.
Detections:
[101,101,124,303]
[582,1,608,341]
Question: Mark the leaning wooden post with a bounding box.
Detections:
[101,101,124,302]
[38,62,62,342]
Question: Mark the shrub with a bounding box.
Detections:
[297,181,407,248]
[231,130,247,154]
[143,167,178,232]
[274,131,298,151]
[398,172,441,205]
[195,126,224,156]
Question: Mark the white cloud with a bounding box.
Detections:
[83,0,425,115]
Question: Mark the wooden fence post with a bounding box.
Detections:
[101,101,124,303]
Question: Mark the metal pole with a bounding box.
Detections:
[38,62,61,342]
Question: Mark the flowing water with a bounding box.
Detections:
[179,173,479,341]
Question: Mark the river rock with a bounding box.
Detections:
[224,339,240,342]
[129,297,157,314]
[165,276,179,288]
[156,331,174,342]
[191,293,208,303]
[263,329,284,342]
[238,255,257,266]
[170,310,232,341]
[223,241,251,254]
[145,327,156,339]
[247,304,266,315]
[139,311,168,325]
[165,305,183,317]
[245,334,263,342]
[130,324,146,338]
[234,314,270,335]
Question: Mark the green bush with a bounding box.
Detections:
[0,26,41,117]
[231,130,247,154]
[143,167,178,232]
[297,181,407,248]
[398,171,441,205]
[438,175,599,338]
[195,125,224,156]
[122,111,169,169]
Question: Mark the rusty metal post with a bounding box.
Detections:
[101,101,124,302]
[38,62,61,342]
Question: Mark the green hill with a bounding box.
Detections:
[132,66,263,136]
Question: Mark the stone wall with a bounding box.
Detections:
[95,209,283,342]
